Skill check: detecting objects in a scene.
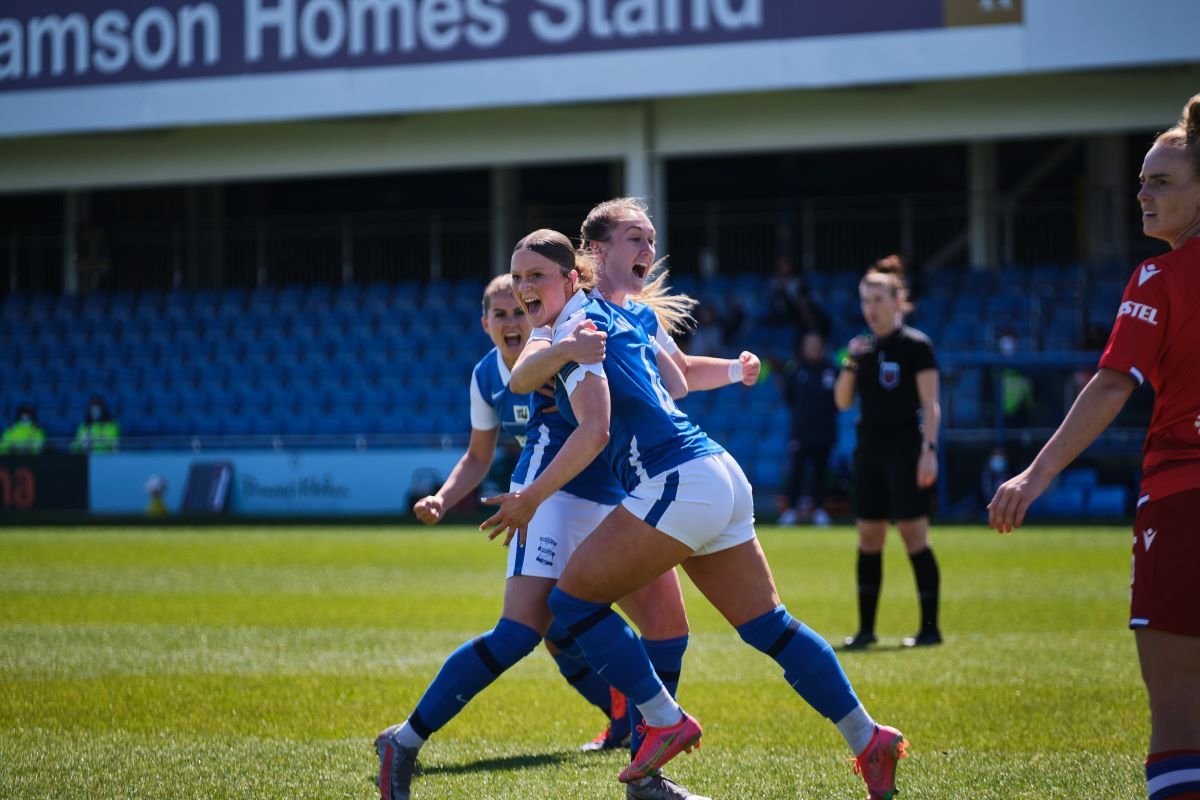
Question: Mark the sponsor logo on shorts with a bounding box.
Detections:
[536,536,557,566]
[1142,527,1157,551]
[1118,301,1158,325]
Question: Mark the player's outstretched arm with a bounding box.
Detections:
[414,427,499,524]
[669,349,761,391]
[988,367,1136,533]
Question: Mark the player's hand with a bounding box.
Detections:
[479,491,539,546]
[413,494,445,525]
[562,320,607,364]
[738,351,761,386]
[847,335,874,357]
[987,467,1049,534]
[916,451,938,488]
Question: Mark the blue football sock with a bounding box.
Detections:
[629,634,689,757]
[548,587,665,706]
[545,618,613,716]
[737,605,860,722]
[409,617,541,736]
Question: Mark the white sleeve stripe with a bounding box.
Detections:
[563,362,605,397]
[1129,366,1145,386]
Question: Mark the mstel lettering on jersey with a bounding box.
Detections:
[1118,301,1159,326]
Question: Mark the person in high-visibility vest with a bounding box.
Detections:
[0,402,45,454]
[70,394,120,453]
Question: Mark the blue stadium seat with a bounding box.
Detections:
[1087,486,1127,517]
[1060,468,1099,490]
[1036,486,1087,518]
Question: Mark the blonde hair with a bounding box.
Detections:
[513,228,596,291]
[481,273,514,314]
[580,196,696,337]
[861,254,913,315]
[1155,92,1200,177]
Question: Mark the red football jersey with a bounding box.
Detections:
[1099,237,1200,501]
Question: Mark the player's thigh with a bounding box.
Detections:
[618,568,690,640]
[1135,628,1200,749]
[682,538,781,628]
[501,575,558,633]
[558,505,693,605]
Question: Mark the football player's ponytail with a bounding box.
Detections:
[1155,92,1200,178]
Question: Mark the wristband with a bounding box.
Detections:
[841,358,858,371]
[922,441,938,453]
[728,361,745,384]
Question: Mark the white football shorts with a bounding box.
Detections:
[505,486,616,580]
[621,451,756,555]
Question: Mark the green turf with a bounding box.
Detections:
[0,525,1145,799]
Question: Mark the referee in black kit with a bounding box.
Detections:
[834,255,943,650]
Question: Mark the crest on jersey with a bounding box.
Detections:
[879,361,901,390]
[514,405,530,424]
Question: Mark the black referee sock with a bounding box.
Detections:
[856,550,883,635]
[908,547,941,632]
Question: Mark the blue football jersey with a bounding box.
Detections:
[550,291,724,493]
[472,347,624,506]
[470,348,531,445]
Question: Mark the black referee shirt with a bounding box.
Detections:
[851,325,937,447]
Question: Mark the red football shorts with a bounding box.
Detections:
[1130,487,1200,636]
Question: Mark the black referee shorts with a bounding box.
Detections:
[852,443,932,521]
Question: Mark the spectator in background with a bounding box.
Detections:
[996,332,1035,428]
[144,474,169,517]
[0,403,45,455]
[766,255,831,339]
[979,445,1010,511]
[685,304,728,357]
[778,331,839,526]
[71,394,120,453]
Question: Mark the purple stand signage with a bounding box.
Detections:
[0,0,1017,93]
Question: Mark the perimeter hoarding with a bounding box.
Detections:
[88,449,464,516]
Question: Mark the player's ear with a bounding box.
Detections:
[480,315,490,336]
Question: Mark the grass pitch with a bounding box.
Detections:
[0,524,1144,799]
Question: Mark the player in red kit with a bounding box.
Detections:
[989,93,1200,800]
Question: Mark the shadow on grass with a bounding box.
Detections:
[420,751,576,777]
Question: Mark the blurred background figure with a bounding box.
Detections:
[0,402,45,455]
[71,394,120,453]
[980,446,1010,512]
[766,256,831,339]
[144,474,168,517]
[777,330,839,526]
[685,304,729,357]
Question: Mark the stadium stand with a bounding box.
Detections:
[0,264,1141,514]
